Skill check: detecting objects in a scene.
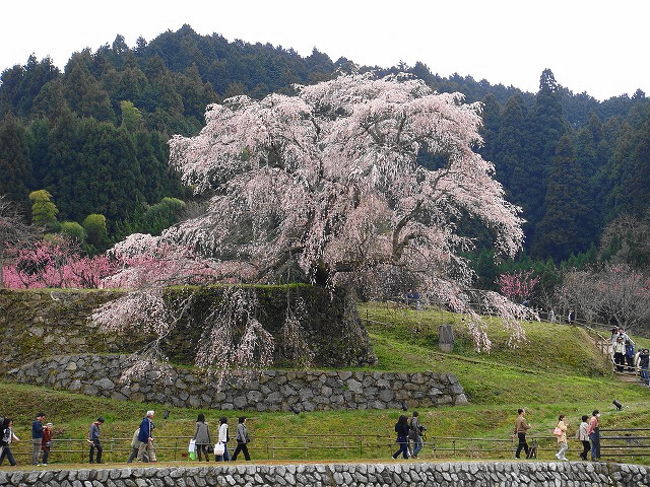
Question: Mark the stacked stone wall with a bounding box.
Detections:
[0,461,647,487]
[5,354,468,411]
[0,285,376,372]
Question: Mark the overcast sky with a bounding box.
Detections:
[2,0,648,100]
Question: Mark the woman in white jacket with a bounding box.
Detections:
[578,415,590,460]
[215,417,230,461]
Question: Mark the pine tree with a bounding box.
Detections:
[534,135,594,260]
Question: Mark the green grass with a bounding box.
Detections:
[1,302,649,467]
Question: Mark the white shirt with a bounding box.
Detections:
[218,423,228,443]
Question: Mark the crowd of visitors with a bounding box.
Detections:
[0,411,253,467]
[0,407,626,466]
[610,327,649,385]
[511,408,602,463]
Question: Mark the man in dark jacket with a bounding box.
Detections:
[88,417,105,463]
[31,413,45,465]
[137,411,155,462]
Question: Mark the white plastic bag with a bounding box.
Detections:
[214,442,225,456]
[188,439,196,453]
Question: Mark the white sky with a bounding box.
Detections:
[2,0,648,100]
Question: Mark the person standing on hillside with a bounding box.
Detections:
[88,417,104,464]
[613,337,626,372]
[636,349,650,386]
[137,411,155,462]
[193,413,212,462]
[578,415,590,460]
[513,408,531,459]
[31,413,45,466]
[587,410,601,461]
[554,415,569,461]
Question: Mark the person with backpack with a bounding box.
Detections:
[215,417,230,461]
[408,411,424,458]
[392,415,410,459]
[193,413,212,462]
[231,416,251,461]
[31,413,45,466]
[554,415,568,461]
[0,418,20,466]
[88,417,105,464]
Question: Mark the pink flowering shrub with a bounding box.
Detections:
[2,240,114,289]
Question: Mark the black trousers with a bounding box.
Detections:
[614,352,625,372]
[232,442,250,461]
[515,433,529,458]
[580,440,590,460]
[89,439,102,463]
[0,446,17,466]
[196,444,211,461]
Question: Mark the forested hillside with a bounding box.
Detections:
[1,24,649,266]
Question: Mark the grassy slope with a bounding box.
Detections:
[1,302,649,466]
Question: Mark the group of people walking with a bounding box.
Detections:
[0,413,54,467]
[0,411,252,466]
[611,328,649,385]
[392,412,426,459]
[190,415,251,462]
[514,408,602,462]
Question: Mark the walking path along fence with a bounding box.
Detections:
[6,432,646,464]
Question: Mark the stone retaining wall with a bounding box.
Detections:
[5,354,468,411]
[0,461,647,486]
[0,286,376,372]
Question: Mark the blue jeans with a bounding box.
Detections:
[216,444,230,461]
[641,367,649,385]
[392,438,409,459]
[411,436,423,457]
[589,430,600,460]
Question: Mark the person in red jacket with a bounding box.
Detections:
[41,423,54,466]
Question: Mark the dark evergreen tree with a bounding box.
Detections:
[0,114,31,202]
[534,135,594,260]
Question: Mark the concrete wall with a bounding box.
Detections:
[0,461,647,487]
[5,354,468,411]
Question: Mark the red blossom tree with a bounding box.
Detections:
[498,271,540,304]
[94,73,531,374]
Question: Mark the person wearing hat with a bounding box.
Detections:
[88,417,105,464]
[41,423,54,466]
[231,417,251,461]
